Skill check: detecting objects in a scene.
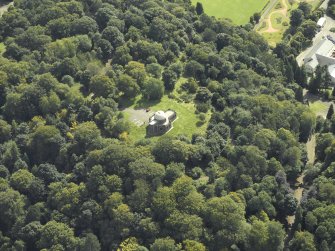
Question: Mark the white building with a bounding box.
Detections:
[303,39,335,82]
[317,17,327,30]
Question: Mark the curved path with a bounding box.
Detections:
[260,0,288,33]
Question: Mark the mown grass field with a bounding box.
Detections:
[191,0,269,25]
[122,79,211,142]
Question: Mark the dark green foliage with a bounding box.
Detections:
[327,104,334,120]
[0,0,320,250]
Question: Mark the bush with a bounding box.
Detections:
[198,113,206,122]
[196,102,210,113]
[330,27,335,33]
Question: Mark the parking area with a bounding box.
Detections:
[123,108,154,127]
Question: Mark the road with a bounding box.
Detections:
[296,0,334,65]
[255,0,280,30]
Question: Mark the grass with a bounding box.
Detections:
[0,42,6,54]
[271,12,287,30]
[309,101,329,115]
[258,0,322,46]
[261,31,284,46]
[191,0,269,25]
[122,79,211,142]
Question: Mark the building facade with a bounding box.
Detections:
[146,110,177,136]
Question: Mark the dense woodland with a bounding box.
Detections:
[0,0,330,250]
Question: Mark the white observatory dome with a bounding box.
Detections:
[154,111,167,121]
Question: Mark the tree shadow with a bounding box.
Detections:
[118,97,137,109]
[134,97,161,109]
[196,121,205,127]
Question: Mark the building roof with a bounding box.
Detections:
[304,39,335,71]
[317,17,326,27]
[154,111,167,121]
[328,64,335,79]
[305,39,334,60]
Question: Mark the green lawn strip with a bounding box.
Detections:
[123,95,210,142]
[0,42,6,54]
[309,101,329,115]
[192,0,269,25]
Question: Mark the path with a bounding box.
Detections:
[0,1,13,16]
[255,0,280,30]
[286,135,316,225]
[259,0,288,33]
[286,86,328,226]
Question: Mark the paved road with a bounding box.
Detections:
[255,0,280,30]
[297,0,334,66]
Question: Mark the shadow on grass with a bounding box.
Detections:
[134,97,161,109]
[118,97,136,109]
[196,121,205,127]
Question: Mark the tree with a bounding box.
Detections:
[151,238,177,251]
[327,104,334,119]
[117,74,140,98]
[89,75,117,98]
[0,188,26,232]
[29,125,64,164]
[79,233,101,251]
[289,231,316,251]
[253,12,261,23]
[299,111,316,142]
[37,221,79,250]
[143,78,164,100]
[162,69,177,91]
[196,2,204,15]
[290,9,304,27]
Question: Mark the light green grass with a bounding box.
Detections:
[0,42,6,54]
[261,31,284,47]
[192,0,269,25]
[271,12,287,30]
[123,94,210,142]
[309,101,329,116]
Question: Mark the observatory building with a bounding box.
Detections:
[146,110,176,136]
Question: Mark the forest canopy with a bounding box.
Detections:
[0,0,324,250]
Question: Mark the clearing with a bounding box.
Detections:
[191,0,269,25]
[121,79,211,142]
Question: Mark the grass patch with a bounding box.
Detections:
[0,42,6,54]
[309,101,329,116]
[191,0,269,25]
[261,31,284,47]
[123,94,211,143]
[270,12,287,30]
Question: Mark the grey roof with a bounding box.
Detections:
[305,39,334,60]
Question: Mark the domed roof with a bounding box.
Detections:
[154,111,167,121]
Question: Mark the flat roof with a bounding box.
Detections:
[317,17,326,26]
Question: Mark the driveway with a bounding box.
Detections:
[297,0,335,65]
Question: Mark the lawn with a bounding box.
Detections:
[309,100,329,118]
[191,0,269,25]
[270,12,287,30]
[123,95,210,142]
